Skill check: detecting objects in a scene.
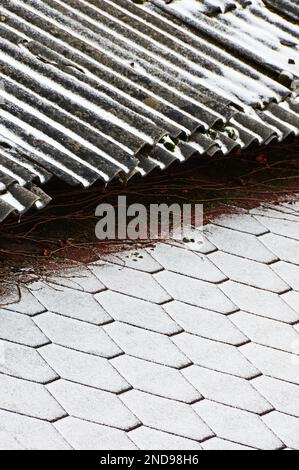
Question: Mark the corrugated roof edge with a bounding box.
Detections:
[0,183,51,223]
[1,94,298,223]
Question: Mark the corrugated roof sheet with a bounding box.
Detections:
[0,0,298,220]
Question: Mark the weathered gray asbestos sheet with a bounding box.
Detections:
[0,0,298,220]
[263,0,299,23]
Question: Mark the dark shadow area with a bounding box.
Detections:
[0,137,299,297]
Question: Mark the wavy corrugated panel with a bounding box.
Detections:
[0,0,298,220]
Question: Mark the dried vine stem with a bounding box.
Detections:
[0,140,299,298]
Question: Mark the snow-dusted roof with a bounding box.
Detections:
[0,0,298,221]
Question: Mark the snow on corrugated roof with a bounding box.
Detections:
[0,0,298,220]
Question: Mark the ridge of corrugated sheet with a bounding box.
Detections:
[263,0,299,23]
[0,0,298,221]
